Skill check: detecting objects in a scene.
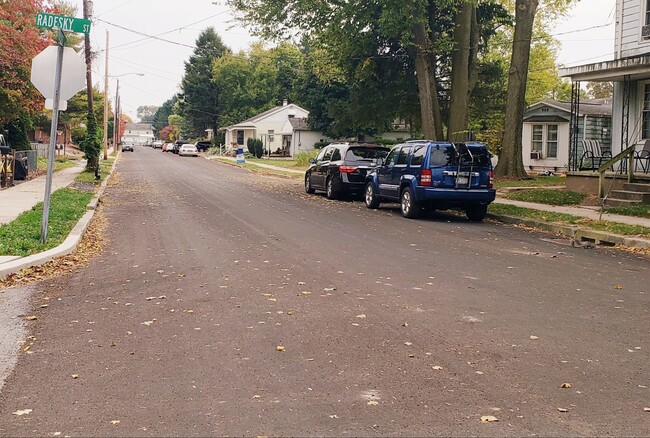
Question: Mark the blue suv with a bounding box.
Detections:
[364,141,496,221]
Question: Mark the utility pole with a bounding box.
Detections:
[83,0,93,110]
[113,78,119,150]
[103,30,109,160]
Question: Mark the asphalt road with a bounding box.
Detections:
[0,147,648,436]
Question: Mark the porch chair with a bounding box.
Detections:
[579,139,612,170]
[634,140,650,173]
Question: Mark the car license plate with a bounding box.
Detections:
[457,176,469,185]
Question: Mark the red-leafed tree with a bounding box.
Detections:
[159,125,174,141]
[0,0,52,125]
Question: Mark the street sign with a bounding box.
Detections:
[36,12,91,34]
[31,46,86,105]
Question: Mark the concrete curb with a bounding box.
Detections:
[206,156,302,178]
[488,213,650,249]
[0,153,120,280]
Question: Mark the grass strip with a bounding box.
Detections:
[489,204,650,238]
[0,188,93,256]
[213,157,303,178]
[505,188,587,206]
[75,157,114,186]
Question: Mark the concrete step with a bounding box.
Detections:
[604,198,643,207]
[609,190,650,202]
[623,182,650,193]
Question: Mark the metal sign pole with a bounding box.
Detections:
[40,32,65,244]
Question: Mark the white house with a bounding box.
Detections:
[122,123,154,146]
[522,100,612,172]
[222,102,330,156]
[559,0,650,171]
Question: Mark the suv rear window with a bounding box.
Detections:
[429,144,491,168]
[345,147,389,162]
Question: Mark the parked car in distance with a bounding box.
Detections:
[305,143,390,199]
[195,141,211,152]
[172,140,190,154]
[364,141,495,221]
[162,143,174,152]
[152,141,164,149]
[122,143,134,152]
[178,143,199,157]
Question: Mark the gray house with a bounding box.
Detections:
[559,0,650,171]
[522,100,612,172]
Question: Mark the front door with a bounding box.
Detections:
[377,147,400,199]
[313,146,334,189]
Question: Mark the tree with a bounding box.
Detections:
[152,97,177,135]
[180,28,229,138]
[159,125,174,141]
[586,81,613,99]
[0,0,51,125]
[494,0,538,179]
[137,105,159,123]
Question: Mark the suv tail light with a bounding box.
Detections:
[339,166,358,173]
[489,170,494,189]
[420,169,432,186]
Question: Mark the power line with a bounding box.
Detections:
[96,18,196,49]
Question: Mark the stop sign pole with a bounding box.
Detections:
[40,31,65,244]
[33,13,91,243]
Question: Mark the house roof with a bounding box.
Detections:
[559,54,650,82]
[526,100,612,117]
[125,123,153,131]
[224,104,308,130]
[288,117,309,131]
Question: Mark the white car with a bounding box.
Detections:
[178,143,198,157]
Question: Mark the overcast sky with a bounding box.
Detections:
[67,0,616,123]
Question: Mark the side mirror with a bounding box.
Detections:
[309,158,317,164]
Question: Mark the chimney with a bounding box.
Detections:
[283,99,288,106]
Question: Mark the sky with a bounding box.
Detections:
[66,0,617,123]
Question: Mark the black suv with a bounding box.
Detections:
[365,141,495,221]
[305,143,390,199]
[195,141,211,152]
[172,140,190,154]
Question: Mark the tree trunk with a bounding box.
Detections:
[494,0,538,179]
[448,1,474,142]
[413,23,438,140]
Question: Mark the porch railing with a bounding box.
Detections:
[598,145,635,198]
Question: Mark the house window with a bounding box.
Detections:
[644,83,650,140]
[532,125,543,151]
[237,130,244,145]
[531,124,558,158]
[268,130,274,143]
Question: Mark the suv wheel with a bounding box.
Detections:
[325,176,337,200]
[466,204,488,222]
[305,173,315,194]
[400,187,420,218]
[365,182,380,209]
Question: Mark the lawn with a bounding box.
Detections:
[604,205,650,219]
[505,188,588,206]
[488,203,650,238]
[37,156,77,173]
[494,175,565,189]
[0,188,93,256]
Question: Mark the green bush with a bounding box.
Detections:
[246,138,263,158]
[372,137,401,146]
[295,150,319,166]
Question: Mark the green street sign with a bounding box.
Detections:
[36,12,91,34]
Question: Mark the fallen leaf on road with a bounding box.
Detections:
[432,366,443,370]
[13,409,32,416]
[530,335,539,340]
[145,297,157,301]
[367,400,379,406]
[298,282,306,285]
[276,346,285,352]
[614,285,622,289]
[71,374,79,379]
[324,287,336,291]
[644,407,650,412]
[329,414,339,419]
[141,320,155,326]
[186,310,194,314]
[561,383,572,388]
[481,415,498,422]
[356,314,366,319]
[157,270,164,274]
[557,407,568,412]
[25,316,38,321]
[299,291,311,296]
[111,420,120,425]
[402,322,409,327]
[253,395,261,399]
[404,341,412,346]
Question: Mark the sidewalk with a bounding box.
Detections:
[0,160,86,225]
